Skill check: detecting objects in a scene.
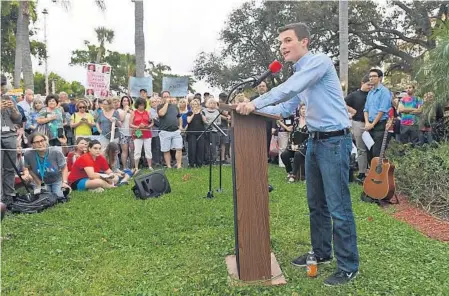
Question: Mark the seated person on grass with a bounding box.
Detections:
[22,133,71,197]
[68,140,118,193]
[103,142,133,186]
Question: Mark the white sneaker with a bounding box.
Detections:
[148,167,154,171]
[288,177,295,183]
[89,188,105,193]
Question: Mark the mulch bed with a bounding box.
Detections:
[381,194,449,242]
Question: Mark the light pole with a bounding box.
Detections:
[42,8,49,95]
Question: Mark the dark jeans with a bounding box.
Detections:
[368,120,387,165]
[187,132,205,167]
[205,132,218,164]
[306,133,359,273]
[280,149,305,177]
[1,136,17,205]
[400,125,419,144]
[151,136,161,165]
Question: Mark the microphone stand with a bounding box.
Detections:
[197,78,256,199]
[213,122,228,193]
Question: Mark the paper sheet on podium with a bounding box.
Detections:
[362,131,375,150]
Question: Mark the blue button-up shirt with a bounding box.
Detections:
[252,52,350,132]
[363,84,391,122]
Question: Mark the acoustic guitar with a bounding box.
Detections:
[363,119,396,201]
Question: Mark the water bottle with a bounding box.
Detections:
[306,251,318,277]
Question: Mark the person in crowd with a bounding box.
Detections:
[22,133,71,198]
[103,142,132,186]
[27,98,44,135]
[345,75,372,182]
[218,92,231,164]
[364,69,392,164]
[118,95,133,169]
[276,114,295,168]
[236,22,359,286]
[36,94,64,146]
[178,98,189,154]
[66,137,89,171]
[280,104,308,182]
[70,100,95,138]
[186,99,207,168]
[130,98,154,171]
[1,94,23,206]
[112,97,121,111]
[18,89,34,141]
[149,97,162,167]
[68,140,117,192]
[418,92,435,145]
[203,97,221,164]
[96,98,121,149]
[398,84,423,144]
[60,103,74,147]
[157,91,183,169]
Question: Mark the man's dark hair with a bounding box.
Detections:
[161,90,171,97]
[369,68,383,78]
[139,89,147,93]
[361,75,370,84]
[278,22,310,44]
[134,97,147,109]
[45,94,59,105]
[203,92,210,97]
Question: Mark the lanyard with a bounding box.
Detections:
[35,150,48,181]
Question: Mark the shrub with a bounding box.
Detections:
[386,140,449,220]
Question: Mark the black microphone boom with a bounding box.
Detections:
[251,69,273,88]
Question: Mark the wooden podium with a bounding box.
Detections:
[221,105,286,286]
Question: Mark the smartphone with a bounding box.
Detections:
[57,128,64,138]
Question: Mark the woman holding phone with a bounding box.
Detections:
[36,94,64,146]
[70,100,95,138]
[129,97,153,171]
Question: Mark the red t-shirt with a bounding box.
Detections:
[66,151,85,172]
[132,110,152,139]
[68,153,110,184]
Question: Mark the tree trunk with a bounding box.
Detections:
[134,0,145,78]
[96,46,102,64]
[21,1,34,90]
[339,0,349,96]
[14,3,24,89]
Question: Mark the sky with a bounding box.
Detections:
[32,0,245,97]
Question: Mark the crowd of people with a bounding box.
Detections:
[1,72,448,206]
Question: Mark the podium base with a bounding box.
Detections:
[225,253,287,286]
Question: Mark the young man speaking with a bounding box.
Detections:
[236,23,359,286]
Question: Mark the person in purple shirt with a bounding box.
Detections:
[236,22,358,286]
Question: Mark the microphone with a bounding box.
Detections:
[251,60,283,87]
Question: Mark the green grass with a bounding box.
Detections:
[1,165,449,295]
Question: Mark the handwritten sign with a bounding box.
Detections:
[162,77,188,97]
[86,63,111,98]
[129,77,153,98]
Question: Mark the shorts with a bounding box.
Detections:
[159,130,183,152]
[71,178,89,191]
[220,129,230,144]
[119,134,133,145]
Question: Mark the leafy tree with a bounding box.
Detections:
[193,0,449,90]
[94,27,115,64]
[34,72,85,97]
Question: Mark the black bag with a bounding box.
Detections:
[9,191,59,214]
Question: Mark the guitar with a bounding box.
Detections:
[363,119,396,200]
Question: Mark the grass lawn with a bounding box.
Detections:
[1,165,449,295]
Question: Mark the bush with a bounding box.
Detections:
[386,140,449,220]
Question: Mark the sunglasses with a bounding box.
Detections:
[78,106,86,109]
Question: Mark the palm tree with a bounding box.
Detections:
[133,0,145,78]
[339,0,349,96]
[95,27,115,64]
[13,0,106,90]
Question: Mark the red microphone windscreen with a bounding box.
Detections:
[268,60,283,73]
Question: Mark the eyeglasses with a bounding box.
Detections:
[32,139,46,145]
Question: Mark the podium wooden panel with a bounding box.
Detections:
[221,105,285,285]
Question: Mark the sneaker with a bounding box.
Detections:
[324,270,358,286]
[288,177,295,183]
[148,167,154,171]
[291,253,332,267]
[89,188,104,193]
